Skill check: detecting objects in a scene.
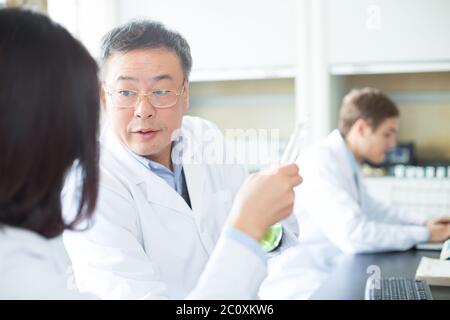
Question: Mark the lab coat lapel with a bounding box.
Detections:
[183,162,206,217]
[176,123,207,217]
[102,126,192,215]
[143,172,192,215]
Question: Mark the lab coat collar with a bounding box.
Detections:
[327,129,361,198]
[342,138,360,177]
[100,122,203,215]
[327,129,357,172]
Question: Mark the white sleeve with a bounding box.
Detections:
[296,152,429,254]
[62,172,169,300]
[361,181,430,226]
[187,236,267,300]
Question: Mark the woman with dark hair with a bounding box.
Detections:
[0,8,301,299]
[0,8,99,298]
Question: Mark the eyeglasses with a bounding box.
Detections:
[105,84,185,109]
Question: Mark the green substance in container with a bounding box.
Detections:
[259,222,283,253]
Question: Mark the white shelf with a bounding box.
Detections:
[387,91,450,104]
[190,94,295,108]
[330,61,450,75]
[189,67,296,82]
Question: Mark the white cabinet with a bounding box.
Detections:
[115,0,297,81]
[326,0,450,71]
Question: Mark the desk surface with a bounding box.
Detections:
[311,249,450,300]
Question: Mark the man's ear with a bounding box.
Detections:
[100,83,108,113]
[354,118,369,137]
[182,80,190,111]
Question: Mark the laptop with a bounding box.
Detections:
[415,242,444,251]
[365,277,433,300]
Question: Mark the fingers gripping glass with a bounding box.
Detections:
[106,86,185,109]
[259,122,307,253]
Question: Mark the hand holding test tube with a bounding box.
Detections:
[259,122,307,253]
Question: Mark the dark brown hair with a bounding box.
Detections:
[0,8,99,238]
[338,87,399,137]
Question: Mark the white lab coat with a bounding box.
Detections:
[0,225,266,299]
[62,116,252,299]
[258,242,345,300]
[258,129,431,300]
[0,226,92,299]
[294,129,430,255]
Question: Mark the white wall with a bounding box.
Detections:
[115,0,297,80]
[48,0,117,59]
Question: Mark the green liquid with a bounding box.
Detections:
[259,222,283,253]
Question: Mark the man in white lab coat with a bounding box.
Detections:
[259,87,450,300]
[62,19,297,300]
[294,87,450,255]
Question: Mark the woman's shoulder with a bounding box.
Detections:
[0,226,92,299]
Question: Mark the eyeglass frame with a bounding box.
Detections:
[103,81,186,109]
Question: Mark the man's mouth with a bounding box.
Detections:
[133,128,160,139]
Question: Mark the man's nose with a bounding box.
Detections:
[134,95,155,119]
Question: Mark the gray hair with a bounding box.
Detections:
[100,19,192,80]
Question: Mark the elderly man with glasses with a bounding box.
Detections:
[62,19,298,300]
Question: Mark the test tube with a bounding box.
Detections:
[259,122,307,253]
[280,122,307,165]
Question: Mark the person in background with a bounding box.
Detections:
[258,87,450,301]
[294,87,450,256]
[0,8,302,299]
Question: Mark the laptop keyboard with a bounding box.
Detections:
[365,277,433,300]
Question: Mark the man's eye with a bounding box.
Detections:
[118,90,136,97]
[153,89,170,96]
